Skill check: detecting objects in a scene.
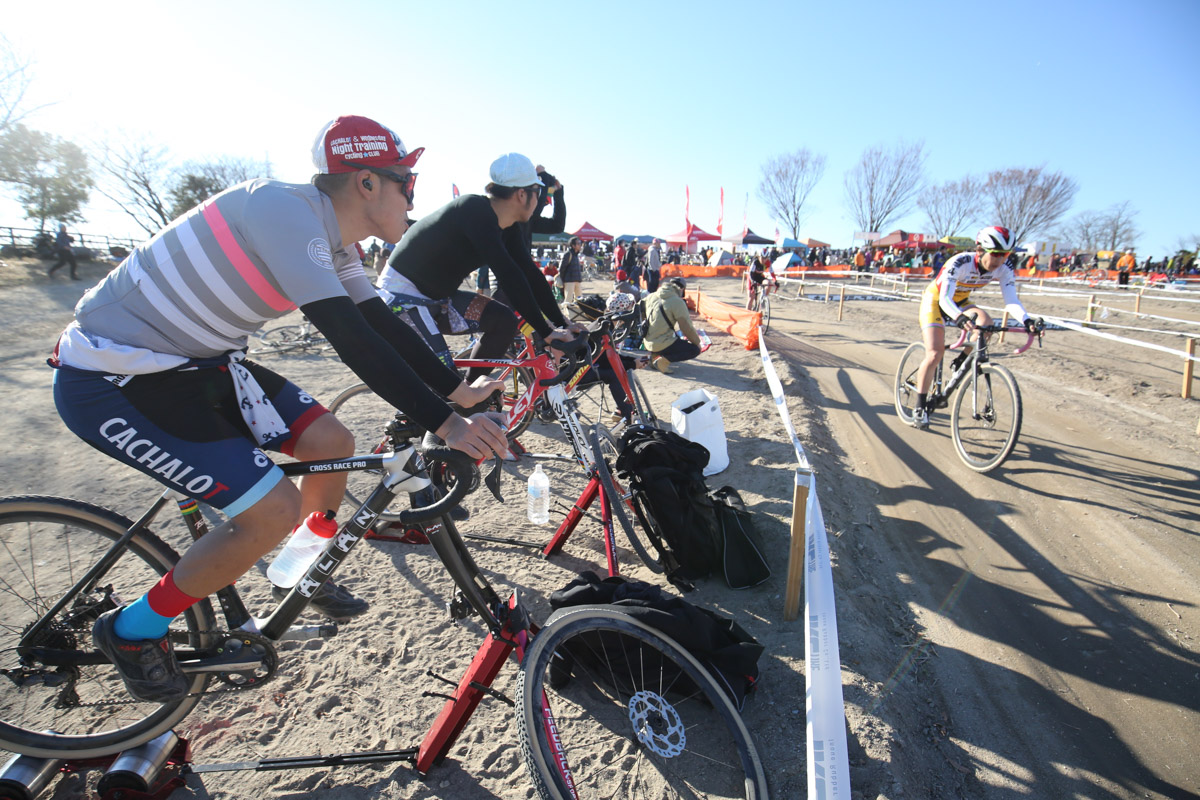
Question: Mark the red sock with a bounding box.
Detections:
[146,569,203,618]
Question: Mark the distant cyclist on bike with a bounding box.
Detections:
[746,256,775,310]
[375,152,576,382]
[50,116,508,703]
[911,226,1039,429]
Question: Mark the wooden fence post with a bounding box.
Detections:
[999,311,1009,344]
[783,470,812,621]
[824,281,831,303]
[1135,286,1144,314]
[1085,295,1097,326]
[838,285,846,321]
[1184,338,1196,400]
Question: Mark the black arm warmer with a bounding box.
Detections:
[530,186,566,234]
[301,296,454,434]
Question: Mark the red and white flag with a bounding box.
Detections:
[452,183,460,198]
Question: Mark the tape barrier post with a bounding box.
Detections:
[785,469,810,621]
[838,285,846,321]
[1185,338,1196,400]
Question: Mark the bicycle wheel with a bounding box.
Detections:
[588,429,662,574]
[0,496,216,758]
[518,606,768,800]
[626,372,659,429]
[951,363,1023,472]
[893,342,928,425]
[760,293,771,331]
[249,325,304,355]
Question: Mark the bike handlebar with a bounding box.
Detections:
[949,321,1043,355]
[393,445,478,525]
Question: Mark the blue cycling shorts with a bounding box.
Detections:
[53,359,327,517]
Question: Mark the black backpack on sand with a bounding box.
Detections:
[614,427,721,586]
[549,571,763,710]
[709,486,772,589]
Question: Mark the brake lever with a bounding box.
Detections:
[484,455,503,503]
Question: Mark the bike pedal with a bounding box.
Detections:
[446,590,471,621]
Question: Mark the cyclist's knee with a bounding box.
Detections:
[292,412,354,460]
[481,300,518,339]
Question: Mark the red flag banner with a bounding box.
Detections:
[452,183,460,198]
[685,185,690,225]
[718,187,724,235]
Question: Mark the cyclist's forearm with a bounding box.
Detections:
[303,297,454,433]
[355,296,462,396]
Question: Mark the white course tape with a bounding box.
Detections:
[758,330,851,799]
[805,472,852,800]
[758,328,811,470]
[1011,314,1200,363]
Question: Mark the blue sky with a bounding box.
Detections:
[3,0,1198,256]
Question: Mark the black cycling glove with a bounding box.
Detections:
[1023,317,1043,334]
[954,314,971,329]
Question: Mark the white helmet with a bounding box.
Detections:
[606,291,636,315]
[976,226,1016,251]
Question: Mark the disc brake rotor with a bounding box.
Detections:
[628,690,685,757]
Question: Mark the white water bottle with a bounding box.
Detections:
[267,510,337,588]
[527,464,550,525]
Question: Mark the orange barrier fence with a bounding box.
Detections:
[661,264,742,279]
[686,289,761,350]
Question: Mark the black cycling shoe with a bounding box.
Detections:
[271,580,369,620]
[92,608,190,703]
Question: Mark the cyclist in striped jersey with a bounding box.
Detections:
[50,116,508,702]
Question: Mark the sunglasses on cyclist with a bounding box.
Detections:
[345,163,418,201]
[984,249,1011,257]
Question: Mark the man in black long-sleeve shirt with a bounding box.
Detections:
[377,152,572,380]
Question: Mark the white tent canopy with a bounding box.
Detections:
[771,251,803,272]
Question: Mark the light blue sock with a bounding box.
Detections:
[113,594,174,641]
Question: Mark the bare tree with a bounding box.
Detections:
[94,139,176,235]
[982,166,1078,246]
[756,148,827,238]
[168,157,273,219]
[1094,201,1140,252]
[1055,210,1105,251]
[843,140,927,235]
[917,176,985,240]
[0,36,46,134]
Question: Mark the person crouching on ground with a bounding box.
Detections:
[642,276,701,374]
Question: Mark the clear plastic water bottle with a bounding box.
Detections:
[527,464,550,525]
[267,510,337,588]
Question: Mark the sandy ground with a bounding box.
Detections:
[0,256,1197,799]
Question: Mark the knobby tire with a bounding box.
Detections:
[0,496,215,758]
[517,606,769,799]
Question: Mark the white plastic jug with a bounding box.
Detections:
[671,388,729,476]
